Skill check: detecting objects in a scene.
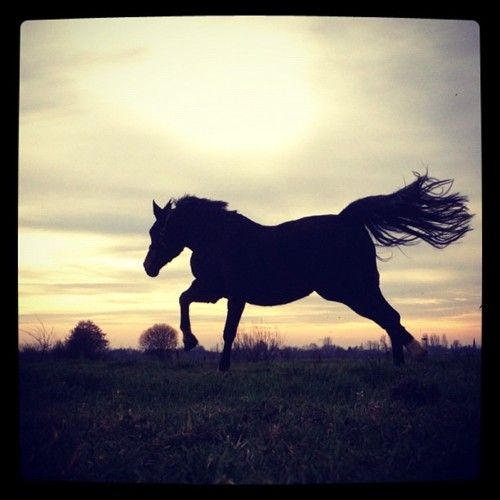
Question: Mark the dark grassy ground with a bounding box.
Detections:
[19,354,480,484]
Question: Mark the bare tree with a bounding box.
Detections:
[429,334,441,347]
[379,335,389,353]
[322,336,333,349]
[20,319,54,360]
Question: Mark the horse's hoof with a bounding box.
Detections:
[183,335,199,351]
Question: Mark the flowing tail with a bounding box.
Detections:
[339,172,473,248]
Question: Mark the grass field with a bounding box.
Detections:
[19,353,480,484]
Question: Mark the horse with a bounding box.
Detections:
[143,172,472,371]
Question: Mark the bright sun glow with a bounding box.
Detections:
[86,19,319,152]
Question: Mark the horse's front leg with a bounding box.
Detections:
[219,299,245,372]
[179,279,222,351]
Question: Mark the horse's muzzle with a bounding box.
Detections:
[144,262,159,277]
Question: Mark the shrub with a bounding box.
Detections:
[19,342,42,362]
[51,340,69,359]
[139,324,178,359]
[233,326,283,362]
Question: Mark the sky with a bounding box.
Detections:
[18,16,482,350]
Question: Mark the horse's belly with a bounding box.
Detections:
[246,291,312,307]
[241,279,313,306]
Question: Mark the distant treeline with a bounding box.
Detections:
[19,322,480,364]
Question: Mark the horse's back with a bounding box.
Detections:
[261,214,377,279]
[273,214,374,257]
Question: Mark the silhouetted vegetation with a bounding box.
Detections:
[19,326,479,366]
[232,326,283,362]
[19,319,54,361]
[139,323,178,360]
[64,320,109,359]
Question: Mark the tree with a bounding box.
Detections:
[139,323,178,358]
[65,320,109,359]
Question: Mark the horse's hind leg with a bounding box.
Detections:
[347,288,426,364]
[319,286,425,365]
[353,291,407,365]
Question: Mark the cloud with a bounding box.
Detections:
[20,19,149,117]
[21,282,152,296]
[19,210,149,236]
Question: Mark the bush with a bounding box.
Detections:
[51,340,69,359]
[65,320,109,359]
[139,324,178,359]
[19,343,43,362]
[233,326,283,362]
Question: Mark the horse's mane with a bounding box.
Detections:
[174,195,230,214]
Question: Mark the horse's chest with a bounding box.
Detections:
[190,251,221,280]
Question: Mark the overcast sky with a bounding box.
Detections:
[19,17,481,349]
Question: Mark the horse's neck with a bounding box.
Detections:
[184,211,225,251]
[186,210,253,252]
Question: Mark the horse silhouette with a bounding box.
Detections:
[144,172,472,371]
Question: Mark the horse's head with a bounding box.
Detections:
[144,199,185,277]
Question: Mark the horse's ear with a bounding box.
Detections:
[153,200,163,219]
[165,198,174,210]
